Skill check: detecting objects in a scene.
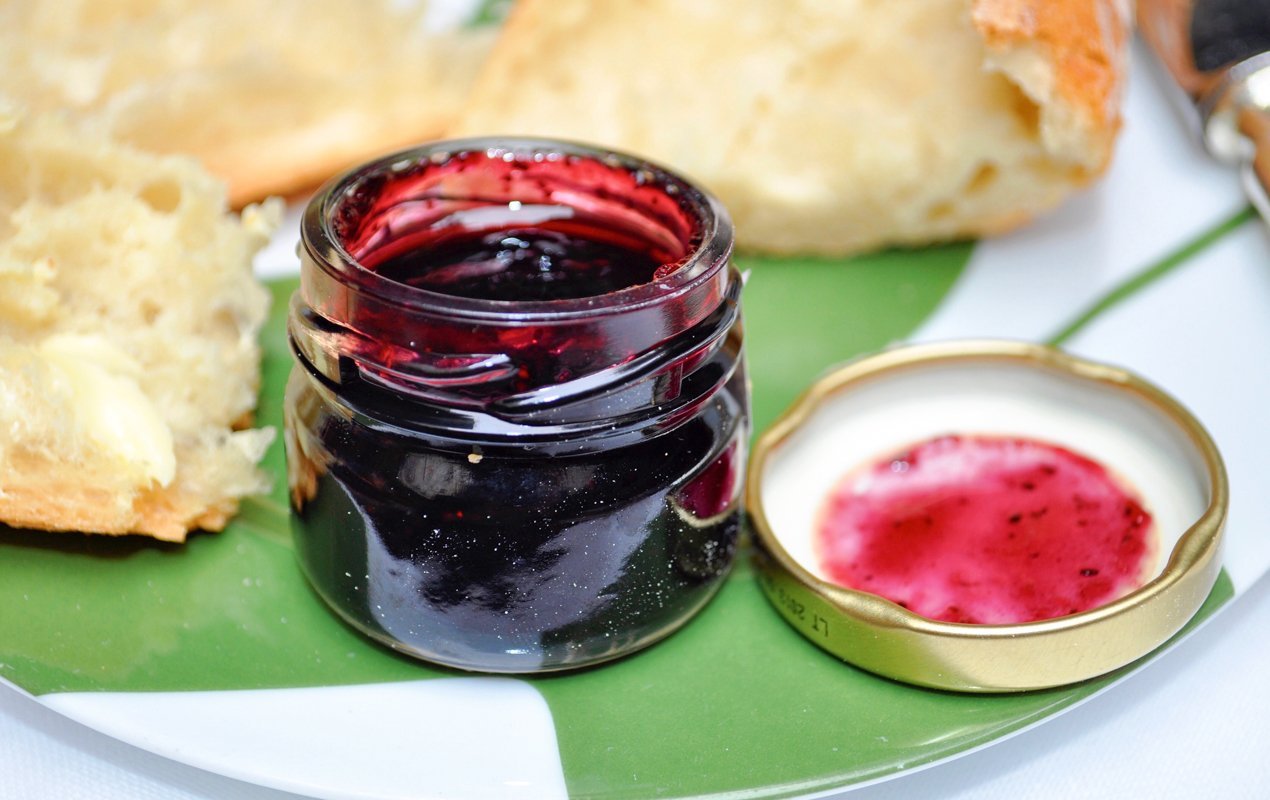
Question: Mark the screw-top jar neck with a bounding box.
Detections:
[292,138,739,430]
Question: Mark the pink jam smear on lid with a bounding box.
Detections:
[815,435,1157,624]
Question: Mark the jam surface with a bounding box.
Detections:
[317,148,722,397]
[815,435,1157,624]
[373,226,667,301]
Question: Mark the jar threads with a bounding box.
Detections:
[284,139,749,672]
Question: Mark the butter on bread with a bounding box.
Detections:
[0,0,493,208]
[451,0,1129,255]
[0,103,277,542]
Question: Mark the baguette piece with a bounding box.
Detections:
[0,0,494,207]
[451,0,1129,255]
[0,103,278,541]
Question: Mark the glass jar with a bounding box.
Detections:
[283,138,749,673]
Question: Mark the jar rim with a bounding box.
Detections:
[301,136,734,322]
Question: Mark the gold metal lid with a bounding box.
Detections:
[747,340,1228,693]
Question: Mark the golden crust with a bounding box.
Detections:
[0,481,235,543]
[0,446,233,541]
[972,0,1129,173]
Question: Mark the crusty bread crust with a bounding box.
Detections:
[973,0,1129,172]
[452,0,1130,256]
[0,469,236,542]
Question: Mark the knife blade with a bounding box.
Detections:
[1139,0,1270,225]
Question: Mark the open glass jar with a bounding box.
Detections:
[284,138,749,673]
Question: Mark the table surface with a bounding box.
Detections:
[4,37,1270,800]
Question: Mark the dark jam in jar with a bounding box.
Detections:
[815,435,1157,624]
[372,227,669,301]
[285,139,748,672]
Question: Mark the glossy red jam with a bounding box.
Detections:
[285,139,748,672]
[371,226,667,301]
[815,435,1157,624]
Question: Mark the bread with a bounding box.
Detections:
[0,102,278,542]
[450,0,1129,255]
[0,0,494,207]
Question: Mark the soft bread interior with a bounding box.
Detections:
[0,103,276,541]
[451,0,1128,255]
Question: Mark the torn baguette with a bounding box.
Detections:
[451,0,1129,255]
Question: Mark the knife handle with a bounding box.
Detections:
[1203,53,1270,225]
[1140,1,1270,226]
[1240,106,1270,222]
[1138,0,1220,100]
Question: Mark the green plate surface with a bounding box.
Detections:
[0,240,1234,799]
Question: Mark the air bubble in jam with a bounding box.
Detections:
[815,435,1158,624]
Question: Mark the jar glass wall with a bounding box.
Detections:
[284,139,749,672]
